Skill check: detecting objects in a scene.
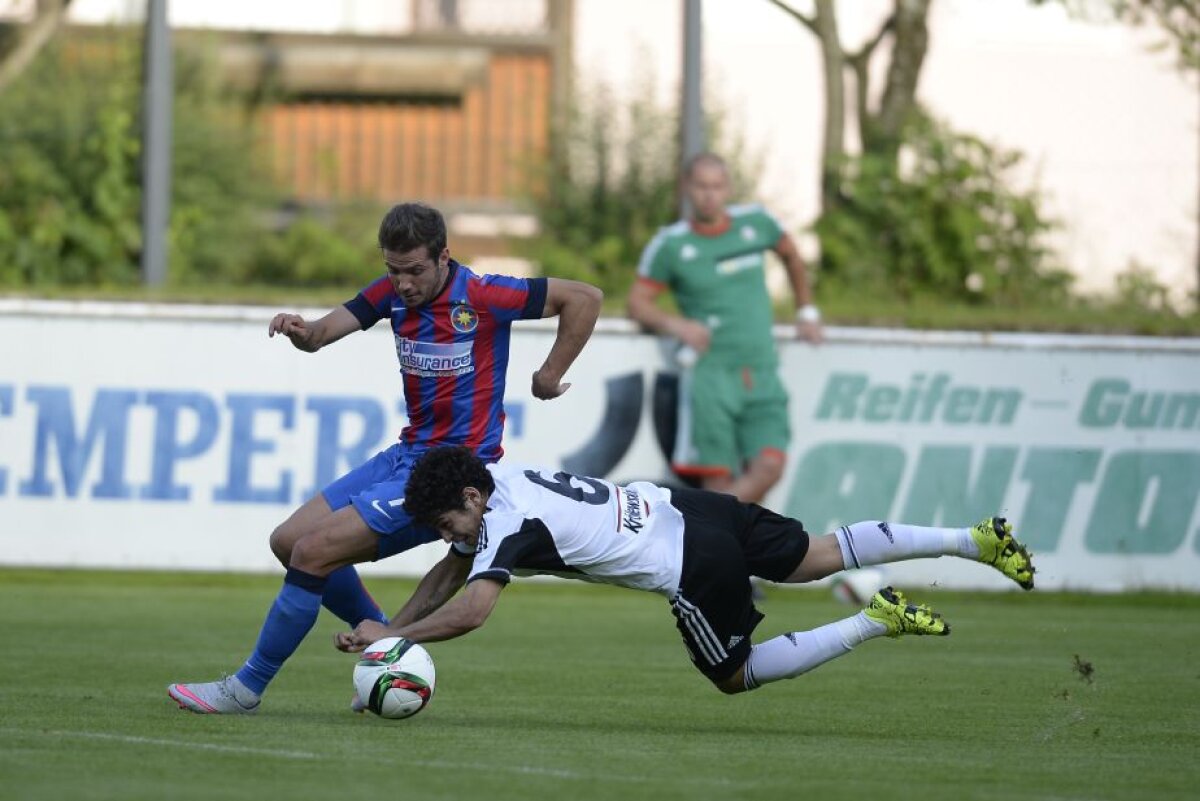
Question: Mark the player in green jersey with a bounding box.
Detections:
[628,152,822,504]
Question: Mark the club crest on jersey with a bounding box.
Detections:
[449,303,478,333]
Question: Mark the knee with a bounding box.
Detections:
[712,669,747,695]
[269,524,297,566]
[287,533,333,576]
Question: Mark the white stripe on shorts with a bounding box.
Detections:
[671,593,727,666]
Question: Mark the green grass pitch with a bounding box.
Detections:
[1,568,1198,801]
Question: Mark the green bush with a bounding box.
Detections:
[0,28,377,291]
[166,45,275,286]
[0,39,143,287]
[247,205,382,288]
[0,32,274,287]
[815,112,1074,306]
[1110,260,1177,313]
[516,84,676,297]
[517,80,761,298]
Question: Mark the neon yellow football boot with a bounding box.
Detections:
[971,517,1035,590]
[863,586,949,637]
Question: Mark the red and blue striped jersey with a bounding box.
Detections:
[344,261,547,462]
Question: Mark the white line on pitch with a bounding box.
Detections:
[1,728,750,786]
[415,757,746,786]
[1,729,318,761]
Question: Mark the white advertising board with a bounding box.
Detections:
[1,300,1198,590]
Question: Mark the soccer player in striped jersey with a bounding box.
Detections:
[169,203,602,714]
[336,446,1034,697]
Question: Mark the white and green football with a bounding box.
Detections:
[353,637,436,719]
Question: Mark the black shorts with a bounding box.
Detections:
[666,488,811,682]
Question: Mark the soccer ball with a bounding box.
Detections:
[353,637,436,719]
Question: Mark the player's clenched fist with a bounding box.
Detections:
[336,620,391,653]
[531,366,570,400]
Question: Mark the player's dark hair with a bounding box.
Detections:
[682,151,728,180]
[404,446,495,523]
[377,203,448,259]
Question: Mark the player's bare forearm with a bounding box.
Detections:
[774,234,813,307]
[392,580,503,643]
[628,283,711,352]
[533,279,603,399]
[774,234,823,343]
[269,307,360,353]
[629,300,680,335]
[336,575,491,653]
[626,281,678,336]
[387,552,471,628]
[627,279,712,349]
[391,605,478,643]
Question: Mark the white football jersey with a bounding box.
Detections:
[465,462,686,594]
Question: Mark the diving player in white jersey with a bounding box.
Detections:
[336,446,1034,695]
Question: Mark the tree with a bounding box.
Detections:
[765,0,1067,304]
[815,111,1072,304]
[1038,1,1199,72]
[766,0,931,215]
[0,29,272,287]
[518,79,762,299]
[0,0,72,94]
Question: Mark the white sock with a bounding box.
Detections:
[834,520,979,570]
[743,612,887,690]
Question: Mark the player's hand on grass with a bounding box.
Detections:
[531,367,570,400]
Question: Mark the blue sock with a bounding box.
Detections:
[322,565,387,626]
[235,568,327,696]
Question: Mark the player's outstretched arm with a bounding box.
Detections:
[337,578,504,650]
[531,278,603,400]
[268,306,361,353]
[385,548,473,629]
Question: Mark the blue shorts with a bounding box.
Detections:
[321,443,441,560]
